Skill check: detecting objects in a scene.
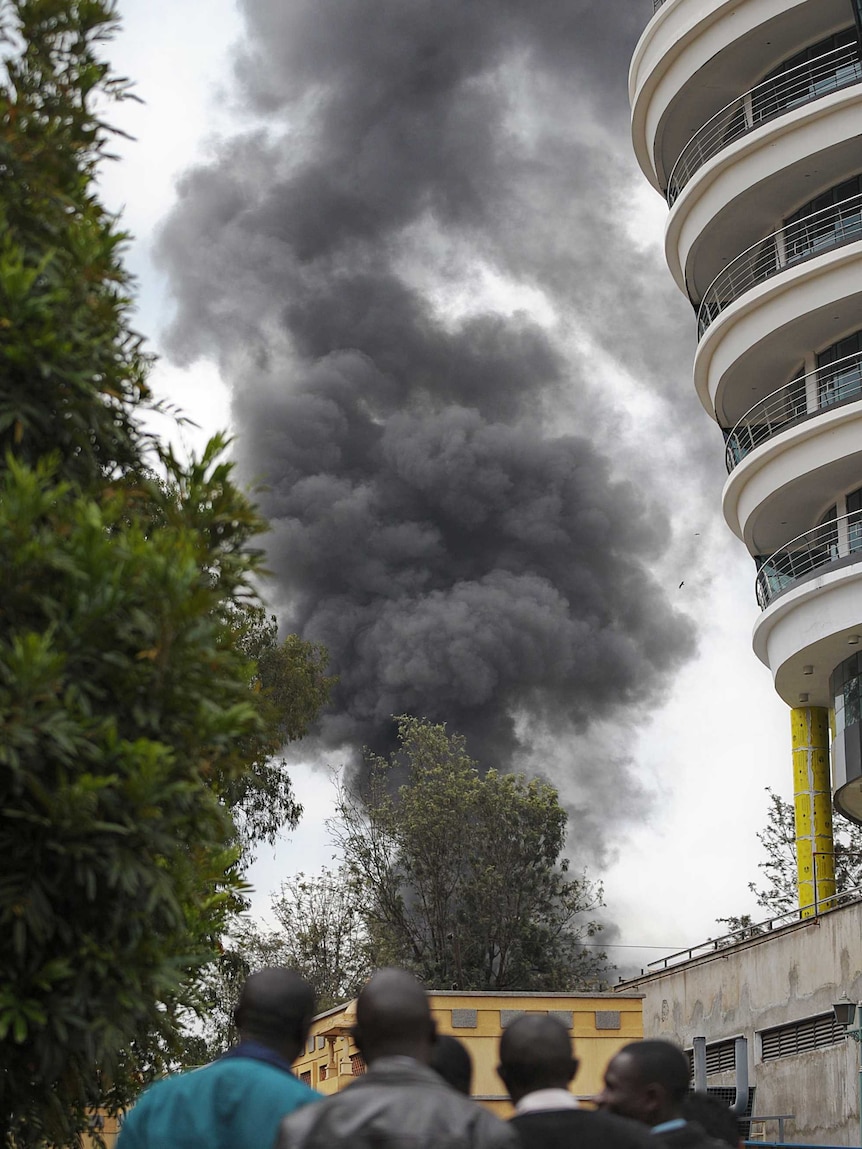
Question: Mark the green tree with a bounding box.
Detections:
[226,605,336,852]
[192,868,372,1060]
[0,1,329,1141]
[332,716,610,991]
[718,786,862,932]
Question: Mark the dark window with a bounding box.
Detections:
[817,330,862,407]
[784,176,862,264]
[832,652,862,736]
[753,28,861,122]
[847,486,862,553]
[760,1013,845,1060]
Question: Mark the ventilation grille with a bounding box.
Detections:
[686,1038,738,1076]
[760,1013,845,1061]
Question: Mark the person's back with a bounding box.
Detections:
[498,1015,654,1149]
[276,969,517,1149]
[118,968,320,1149]
[117,1055,317,1149]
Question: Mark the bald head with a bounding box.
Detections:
[498,1014,578,1103]
[354,969,434,1064]
[234,968,316,1061]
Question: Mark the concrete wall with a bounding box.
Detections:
[618,900,862,1144]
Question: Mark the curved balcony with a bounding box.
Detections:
[756,510,862,609]
[667,43,862,206]
[724,351,862,472]
[697,191,862,338]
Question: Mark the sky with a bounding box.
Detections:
[98,0,795,977]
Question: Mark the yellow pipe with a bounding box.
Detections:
[791,706,835,917]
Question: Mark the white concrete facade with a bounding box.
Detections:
[630,0,862,818]
[617,900,862,1145]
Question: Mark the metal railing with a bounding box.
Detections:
[724,351,862,472]
[667,43,862,205]
[653,0,667,10]
[644,884,862,974]
[756,510,862,608]
[697,191,862,338]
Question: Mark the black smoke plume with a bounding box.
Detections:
[156,0,714,857]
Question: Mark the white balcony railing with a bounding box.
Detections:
[667,43,862,205]
[756,510,862,609]
[697,192,862,339]
[724,351,862,471]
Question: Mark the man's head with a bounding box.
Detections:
[353,968,435,1065]
[681,1092,741,1147]
[233,968,316,1063]
[497,1014,578,1105]
[430,1034,473,1095]
[597,1040,691,1126]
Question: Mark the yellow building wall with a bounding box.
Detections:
[292,990,644,1117]
[80,1112,120,1148]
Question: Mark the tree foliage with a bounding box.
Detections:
[333,716,609,991]
[225,606,336,851]
[0,1,331,1141]
[192,868,372,1061]
[718,786,862,933]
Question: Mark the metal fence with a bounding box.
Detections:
[667,43,862,205]
[697,191,862,338]
[645,885,862,973]
[756,510,862,609]
[724,351,862,472]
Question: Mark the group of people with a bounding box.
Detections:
[117,968,737,1149]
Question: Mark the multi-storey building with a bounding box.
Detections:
[630,0,862,912]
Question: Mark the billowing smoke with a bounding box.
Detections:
[156,1,713,857]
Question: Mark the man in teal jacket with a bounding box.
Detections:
[118,968,321,1149]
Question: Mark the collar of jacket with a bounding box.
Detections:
[220,1039,298,1076]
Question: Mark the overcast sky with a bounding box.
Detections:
[100,0,795,977]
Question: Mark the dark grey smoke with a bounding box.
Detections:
[156,0,715,855]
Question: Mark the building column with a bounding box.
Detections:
[792,706,836,917]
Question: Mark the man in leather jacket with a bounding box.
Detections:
[275,968,518,1149]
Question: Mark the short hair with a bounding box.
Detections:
[499,1014,576,1095]
[681,1092,740,1146]
[430,1035,473,1095]
[619,1040,691,1102]
[234,968,316,1047]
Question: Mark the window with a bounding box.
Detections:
[753,28,861,122]
[832,652,862,736]
[847,487,862,554]
[784,176,862,264]
[760,1013,845,1060]
[817,330,862,408]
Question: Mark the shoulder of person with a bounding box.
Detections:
[275,1090,328,1147]
[471,1102,521,1147]
[573,1108,656,1147]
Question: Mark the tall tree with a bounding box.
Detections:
[192,868,372,1061]
[333,716,609,991]
[0,1,329,1141]
[226,605,336,852]
[718,786,862,932]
